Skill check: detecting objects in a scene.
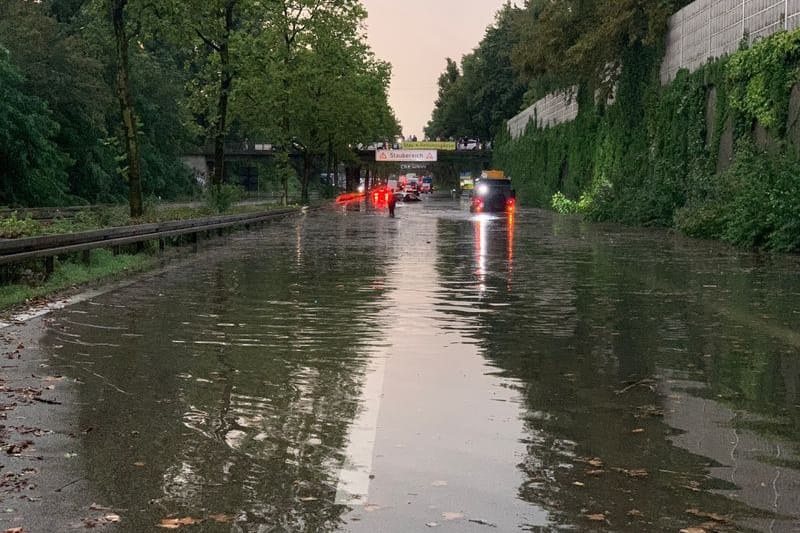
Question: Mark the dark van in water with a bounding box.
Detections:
[470,171,516,213]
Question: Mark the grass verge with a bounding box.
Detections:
[0,249,156,312]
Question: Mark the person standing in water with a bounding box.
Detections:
[388,189,396,218]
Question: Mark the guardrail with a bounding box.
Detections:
[0,207,307,273]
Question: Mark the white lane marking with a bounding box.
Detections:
[334,352,390,506]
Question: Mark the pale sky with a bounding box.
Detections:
[361,0,512,138]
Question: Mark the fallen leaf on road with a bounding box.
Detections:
[133,462,145,467]
[4,528,24,533]
[299,497,318,502]
[157,517,203,529]
[683,481,702,492]
[442,512,463,521]
[616,468,648,478]
[686,509,728,523]
[573,481,585,487]
[586,469,606,476]
[363,504,381,513]
[679,529,706,533]
[425,522,439,528]
[431,480,448,487]
[209,514,233,523]
[585,514,606,522]
[627,509,643,518]
[632,428,645,434]
[587,458,604,468]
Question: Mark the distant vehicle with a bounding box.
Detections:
[470,171,516,213]
[420,176,433,193]
[371,186,393,206]
[457,139,479,150]
[394,190,421,202]
[363,141,390,151]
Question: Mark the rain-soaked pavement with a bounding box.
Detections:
[3,198,800,532]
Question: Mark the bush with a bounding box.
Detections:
[0,212,41,238]
[675,140,800,252]
[205,183,244,213]
[495,28,800,254]
[551,192,579,214]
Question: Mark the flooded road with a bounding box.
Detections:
[28,200,800,531]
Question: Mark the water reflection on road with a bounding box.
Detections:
[40,200,799,532]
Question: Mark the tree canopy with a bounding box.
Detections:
[0,0,398,208]
[0,47,69,206]
[425,3,526,142]
[425,0,693,140]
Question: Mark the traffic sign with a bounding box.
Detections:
[376,150,438,162]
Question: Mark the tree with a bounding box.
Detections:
[460,3,527,140]
[236,0,398,204]
[424,3,532,141]
[0,1,118,204]
[0,48,69,206]
[425,58,469,140]
[511,0,691,95]
[110,0,144,217]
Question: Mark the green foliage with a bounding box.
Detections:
[205,183,244,213]
[497,27,800,253]
[426,4,526,140]
[727,31,800,131]
[676,140,800,252]
[0,249,154,311]
[1,0,391,209]
[550,192,579,214]
[0,48,70,207]
[0,1,118,205]
[0,213,42,239]
[512,0,691,97]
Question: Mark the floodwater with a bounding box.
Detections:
[33,199,800,531]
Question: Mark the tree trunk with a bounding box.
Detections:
[111,0,143,218]
[346,165,361,192]
[326,138,333,190]
[301,151,311,205]
[212,0,235,190]
[282,162,289,206]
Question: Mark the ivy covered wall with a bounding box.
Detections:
[494,30,800,252]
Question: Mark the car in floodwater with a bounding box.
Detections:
[470,171,516,214]
[395,190,422,203]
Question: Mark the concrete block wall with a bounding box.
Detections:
[507,88,578,139]
[662,0,799,83]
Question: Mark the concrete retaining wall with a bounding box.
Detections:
[661,0,800,83]
[507,88,578,139]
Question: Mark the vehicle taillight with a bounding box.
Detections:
[506,198,516,212]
